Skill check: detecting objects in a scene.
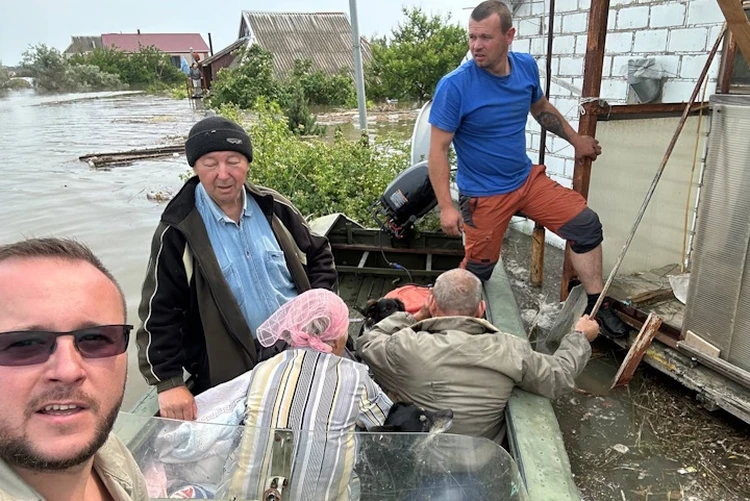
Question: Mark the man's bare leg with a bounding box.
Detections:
[569,244,603,295]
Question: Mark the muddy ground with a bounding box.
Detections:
[500,227,750,501]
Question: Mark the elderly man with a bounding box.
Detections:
[137,115,337,421]
[0,238,148,501]
[428,0,629,338]
[357,268,599,442]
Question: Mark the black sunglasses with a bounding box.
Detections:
[0,325,132,367]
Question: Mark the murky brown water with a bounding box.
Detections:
[0,90,206,408]
[0,90,415,410]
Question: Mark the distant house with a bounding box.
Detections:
[63,36,104,56]
[202,11,371,87]
[63,31,209,67]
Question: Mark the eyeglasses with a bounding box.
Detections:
[0,325,132,367]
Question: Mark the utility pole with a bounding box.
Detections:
[349,0,368,133]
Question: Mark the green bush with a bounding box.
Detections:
[65,64,124,91]
[288,59,355,106]
[206,45,282,110]
[21,45,73,92]
[365,7,467,102]
[70,45,184,88]
[220,99,410,225]
[0,62,9,89]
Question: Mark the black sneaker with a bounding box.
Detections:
[596,300,630,339]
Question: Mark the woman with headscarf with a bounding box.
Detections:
[151,289,392,500]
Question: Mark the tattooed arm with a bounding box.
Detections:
[530,96,602,163]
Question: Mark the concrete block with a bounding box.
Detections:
[606,32,634,54]
[611,55,631,77]
[668,27,708,53]
[544,15,564,34]
[518,18,543,38]
[680,54,721,80]
[617,6,650,30]
[513,38,532,54]
[515,2,533,17]
[634,29,669,53]
[531,36,547,55]
[545,155,568,178]
[571,77,584,91]
[650,3,686,28]
[655,55,681,77]
[708,25,725,47]
[532,1,547,15]
[557,0,579,13]
[554,35,577,54]
[608,12,616,31]
[562,13,589,33]
[553,97,580,118]
[600,78,629,100]
[661,80,699,102]
[610,0,632,7]
[575,35,588,55]
[687,0,727,25]
[558,56,585,76]
[579,0,592,10]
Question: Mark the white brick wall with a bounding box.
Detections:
[634,29,669,53]
[507,0,725,208]
[650,3,686,28]
[617,6,650,29]
[554,35,577,55]
[562,13,589,33]
[606,32,634,54]
[668,27,708,53]
[687,0,727,25]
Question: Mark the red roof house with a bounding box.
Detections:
[101,32,209,61]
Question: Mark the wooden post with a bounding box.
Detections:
[610,313,663,388]
[715,0,750,67]
[531,0,557,287]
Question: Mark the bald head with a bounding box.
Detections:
[431,269,484,317]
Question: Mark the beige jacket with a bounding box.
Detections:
[0,433,149,501]
[357,312,591,441]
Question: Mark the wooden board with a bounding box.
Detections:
[611,313,663,388]
[716,0,750,67]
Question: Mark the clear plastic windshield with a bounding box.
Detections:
[115,412,528,501]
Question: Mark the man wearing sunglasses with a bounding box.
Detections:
[0,238,148,501]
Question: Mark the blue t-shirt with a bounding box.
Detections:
[429,52,543,197]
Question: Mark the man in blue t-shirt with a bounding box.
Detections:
[428,0,629,338]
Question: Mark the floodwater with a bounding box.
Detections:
[0,90,205,407]
[0,89,415,409]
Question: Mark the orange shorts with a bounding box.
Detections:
[460,165,591,279]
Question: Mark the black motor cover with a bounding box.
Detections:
[374,161,437,237]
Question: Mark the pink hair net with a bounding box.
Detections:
[256,289,350,353]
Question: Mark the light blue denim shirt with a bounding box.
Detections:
[195,183,298,337]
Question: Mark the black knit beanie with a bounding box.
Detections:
[185,116,253,167]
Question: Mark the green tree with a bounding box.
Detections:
[0,62,9,89]
[365,7,467,102]
[206,45,282,109]
[21,44,72,91]
[288,59,355,106]
[70,45,184,87]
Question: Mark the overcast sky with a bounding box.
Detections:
[0,0,473,65]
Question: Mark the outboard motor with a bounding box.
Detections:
[372,160,437,239]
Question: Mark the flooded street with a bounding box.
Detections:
[0,89,416,409]
[0,90,205,407]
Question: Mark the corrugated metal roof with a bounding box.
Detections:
[101,33,209,53]
[201,37,250,66]
[241,11,371,77]
[64,36,104,54]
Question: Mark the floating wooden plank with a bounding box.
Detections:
[677,342,750,390]
[79,144,184,167]
[683,330,721,358]
[629,287,675,306]
[611,313,663,389]
[716,0,750,67]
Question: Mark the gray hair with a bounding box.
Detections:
[0,238,126,315]
[471,0,513,33]
[431,269,483,316]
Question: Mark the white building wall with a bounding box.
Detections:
[507,0,724,247]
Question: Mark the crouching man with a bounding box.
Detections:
[357,268,599,442]
[0,238,148,501]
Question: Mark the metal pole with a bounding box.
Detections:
[349,0,368,133]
